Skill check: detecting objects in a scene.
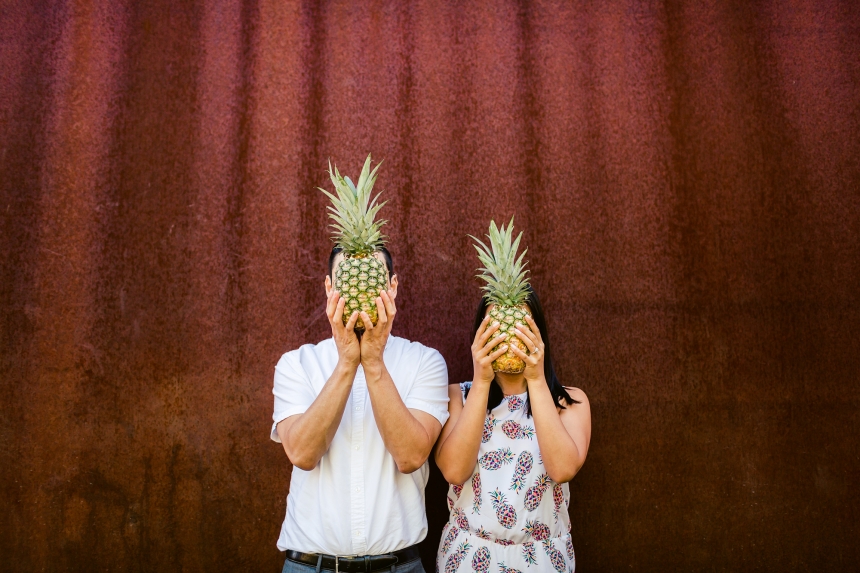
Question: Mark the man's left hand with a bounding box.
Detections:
[359,289,396,369]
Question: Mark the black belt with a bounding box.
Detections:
[284,545,421,573]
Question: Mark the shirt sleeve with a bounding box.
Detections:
[403,347,450,426]
[271,350,317,443]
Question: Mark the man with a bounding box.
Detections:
[271,247,449,573]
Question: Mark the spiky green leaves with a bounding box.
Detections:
[470,217,530,307]
[319,154,387,256]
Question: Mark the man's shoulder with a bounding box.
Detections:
[389,336,446,368]
[275,338,336,369]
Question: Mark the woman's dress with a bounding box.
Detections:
[436,383,575,573]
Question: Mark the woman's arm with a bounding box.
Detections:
[434,316,508,484]
[511,316,592,483]
[528,380,591,483]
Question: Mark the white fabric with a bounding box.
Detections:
[271,335,449,555]
[436,383,574,573]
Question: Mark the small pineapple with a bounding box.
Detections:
[502,420,535,440]
[447,495,454,511]
[521,542,538,566]
[524,473,551,511]
[510,451,533,492]
[482,414,498,443]
[499,563,523,573]
[452,484,464,498]
[453,508,470,531]
[320,154,389,330]
[471,546,492,573]
[478,447,514,470]
[565,535,575,560]
[474,526,491,540]
[494,539,515,546]
[523,519,551,541]
[444,542,472,573]
[489,488,518,529]
[470,217,532,373]
[506,395,525,411]
[440,524,460,556]
[541,540,567,573]
[471,472,482,513]
[552,483,565,521]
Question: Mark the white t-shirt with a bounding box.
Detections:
[271,335,450,555]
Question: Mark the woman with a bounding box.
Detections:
[435,287,591,573]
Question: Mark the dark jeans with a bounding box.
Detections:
[281,555,425,573]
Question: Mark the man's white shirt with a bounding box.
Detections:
[271,335,449,555]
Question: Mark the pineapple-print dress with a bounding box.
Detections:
[437,383,575,573]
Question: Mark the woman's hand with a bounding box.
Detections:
[510,315,545,382]
[471,315,509,386]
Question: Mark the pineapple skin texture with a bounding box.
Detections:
[334,254,388,330]
[489,304,531,373]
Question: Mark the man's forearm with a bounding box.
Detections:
[281,361,357,470]
[364,361,434,473]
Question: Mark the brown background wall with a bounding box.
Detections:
[2,0,859,571]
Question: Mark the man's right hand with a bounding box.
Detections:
[327,289,361,368]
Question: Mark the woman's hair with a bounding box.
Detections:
[466,285,578,416]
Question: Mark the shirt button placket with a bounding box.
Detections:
[351,372,367,555]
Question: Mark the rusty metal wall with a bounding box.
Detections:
[1,0,859,571]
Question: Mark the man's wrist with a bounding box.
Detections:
[334,358,360,378]
[361,356,385,379]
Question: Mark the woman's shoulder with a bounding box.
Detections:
[563,386,589,404]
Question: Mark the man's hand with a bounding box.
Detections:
[359,289,396,369]
[327,289,360,369]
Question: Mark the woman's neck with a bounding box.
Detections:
[494,371,528,396]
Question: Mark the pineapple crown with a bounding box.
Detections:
[319,154,387,256]
[469,216,530,307]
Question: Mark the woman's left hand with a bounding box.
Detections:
[509,315,546,382]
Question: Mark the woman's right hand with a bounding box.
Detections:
[471,315,509,386]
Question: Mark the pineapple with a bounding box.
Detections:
[319,154,389,330]
[447,495,454,511]
[502,420,535,440]
[565,535,575,560]
[506,395,525,411]
[521,542,538,566]
[482,414,498,443]
[452,484,463,498]
[541,540,568,572]
[524,473,551,511]
[453,508,470,531]
[478,447,514,470]
[472,472,482,513]
[474,526,492,540]
[510,451,533,492]
[552,483,565,521]
[489,489,518,529]
[440,524,460,555]
[522,519,551,541]
[471,546,492,573]
[444,542,472,573]
[499,563,523,573]
[470,217,532,373]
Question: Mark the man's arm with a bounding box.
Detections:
[277,290,361,470]
[360,290,444,474]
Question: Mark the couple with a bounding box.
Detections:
[271,157,590,573]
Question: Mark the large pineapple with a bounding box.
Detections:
[470,217,532,373]
[319,154,389,330]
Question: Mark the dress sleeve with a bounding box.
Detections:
[403,347,450,426]
[270,350,316,442]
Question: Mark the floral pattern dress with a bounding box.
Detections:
[436,383,575,573]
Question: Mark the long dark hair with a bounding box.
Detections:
[465,285,578,416]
